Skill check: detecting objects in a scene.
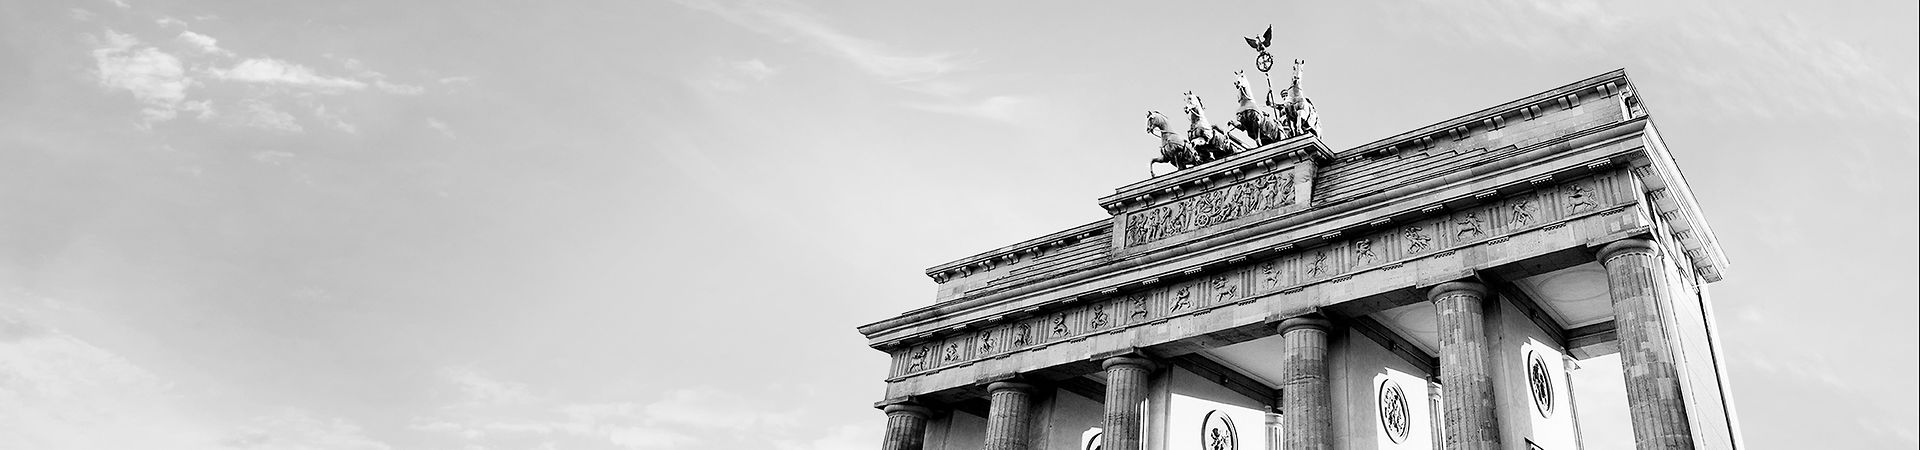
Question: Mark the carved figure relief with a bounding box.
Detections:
[1307,250,1328,277]
[1051,313,1070,335]
[1509,197,1535,226]
[1090,308,1111,329]
[1378,380,1411,444]
[1201,410,1239,450]
[979,332,994,353]
[1565,183,1596,213]
[1260,261,1278,289]
[1211,276,1239,301]
[1170,286,1194,312]
[942,342,959,362]
[1014,323,1033,346]
[1456,211,1485,238]
[1353,238,1377,266]
[1277,171,1297,207]
[1404,225,1432,254]
[1124,172,1294,247]
[907,346,929,371]
[1528,351,1556,417]
[1129,294,1150,319]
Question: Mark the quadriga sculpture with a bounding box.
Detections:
[1183,91,1247,163]
[1276,59,1320,137]
[1146,110,1199,176]
[1232,71,1287,146]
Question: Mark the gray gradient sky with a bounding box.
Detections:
[0,0,1914,449]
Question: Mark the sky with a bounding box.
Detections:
[0,0,1913,449]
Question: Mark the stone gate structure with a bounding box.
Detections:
[857,69,1743,449]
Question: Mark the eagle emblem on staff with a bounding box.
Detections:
[1245,25,1275,73]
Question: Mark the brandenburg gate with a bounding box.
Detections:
[857,31,1743,450]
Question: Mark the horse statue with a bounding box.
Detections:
[1275,59,1320,137]
[1146,110,1199,176]
[1232,70,1287,146]
[1182,91,1247,163]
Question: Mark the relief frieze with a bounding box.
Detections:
[891,172,1632,379]
[1170,284,1195,312]
[1456,211,1486,239]
[1212,275,1240,302]
[1127,294,1150,321]
[1354,238,1378,267]
[1122,171,1297,248]
[1403,225,1432,254]
[1508,196,1536,227]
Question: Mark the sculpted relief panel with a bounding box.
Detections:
[889,172,1632,379]
[1123,170,1299,248]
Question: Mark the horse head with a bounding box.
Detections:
[1146,110,1172,136]
[1233,71,1257,108]
[1184,91,1212,123]
[1289,59,1306,94]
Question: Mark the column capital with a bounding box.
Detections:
[1426,280,1488,302]
[1100,355,1155,371]
[882,402,933,418]
[1275,316,1332,335]
[1597,238,1658,265]
[986,381,1036,394]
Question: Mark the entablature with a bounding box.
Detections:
[858,119,1658,352]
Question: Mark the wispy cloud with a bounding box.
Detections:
[232,99,303,132]
[1401,0,1918,121]
[175,31,230,56]
[410,369,862,449]
[907,95,1033,123]
[673,0,1035,123]
[90,30,191,124]
[688,58,781,94]
[672,0,960,82]
[731,58,778,82]
[220,409,394,450]
[84,12,430,132]
[441,366,534,406]
[0,296,392,449]
[426,118,456,139]
[212,58,368,91]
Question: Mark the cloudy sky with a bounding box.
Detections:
[0,0,1913,449]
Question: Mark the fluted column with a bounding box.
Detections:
[983,381,1036,450]
[1277,317,1332,450]
[1598,239,1694,449]
[1430,281,1501,450]
[879,402,932,450]
[1101,356,1153,450]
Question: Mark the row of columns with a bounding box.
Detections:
[879,356,1153,450]
[881,238,1691,450]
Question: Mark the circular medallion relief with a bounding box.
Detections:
[1201,410,1238,450]
[1377,379,1411,443]
[1527,351,1556,417]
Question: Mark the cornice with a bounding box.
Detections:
[857,119,1652,344]
[1342,69,1633,161]
[1631,121,1731,282]
[912,70,1639,288]
[921,220,1109,284]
